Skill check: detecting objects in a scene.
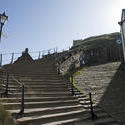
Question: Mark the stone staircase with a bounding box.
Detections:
[0,59,120,125]
[74,62,125,125]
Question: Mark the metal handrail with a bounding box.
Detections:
[53,52,98,120]
[0,68,24,119]
[70,74,97,120]
[0,71,9,97]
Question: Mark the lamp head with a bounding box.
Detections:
[0,12,8,24]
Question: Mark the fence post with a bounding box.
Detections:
[56,47,58,53]
[48,49,50,55]
[54,48,56,53]
[42,50,45,58]
[0,54,2,67]
[10,53,14,64]
[38,51,41,59]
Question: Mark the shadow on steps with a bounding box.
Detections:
[98,63,125,125]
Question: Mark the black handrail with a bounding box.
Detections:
[70,75,97,120]
[70,75,74,96]
[89,92,97,120]
[11,76,24,119]
[53,51,98,120]
[1,72,9,97]
[0,69,24,118]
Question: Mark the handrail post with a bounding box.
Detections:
[48,49,50,55]
[42,50,44,58]
[38,51,41,59]
[1,72,9,97]
[21,84,24,113]
[16,84,24,119]
[57,63,60,74]
[10,53,14,64]
[6,72,9,97]
[71,75,74,96]
[0,54,2,67]
[89,92,97,120]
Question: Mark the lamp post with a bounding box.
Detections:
[0,12,8,41]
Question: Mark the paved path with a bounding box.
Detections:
[75,62,125,125]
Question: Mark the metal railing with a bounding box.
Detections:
[0,68,24,119]
[52,52,98,120]
[0,47,58,66]
[69,74,97,120]
[0,71,9,97]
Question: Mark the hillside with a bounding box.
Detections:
[72,32,120,48]
[55,32,122,74]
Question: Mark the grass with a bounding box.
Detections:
[72,67,87,96]
[68,66,97,104]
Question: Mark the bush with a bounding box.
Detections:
[0,105,16,125]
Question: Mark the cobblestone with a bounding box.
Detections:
[74,62,125,124]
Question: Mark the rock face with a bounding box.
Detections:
[14,48,33,64]
[55,32,123,75]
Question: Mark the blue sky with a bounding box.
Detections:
[0,0,124,53]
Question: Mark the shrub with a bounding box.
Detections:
[0,105,16,125]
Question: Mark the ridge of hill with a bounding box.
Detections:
[54,32,122,75]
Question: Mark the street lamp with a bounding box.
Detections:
[0,12,8,41]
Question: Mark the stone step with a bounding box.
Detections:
[17,109,89,125]
[17,79,64,82]
[3,100,80,110]
[9,105,84,118]
[41,111,119,125]
[8,88,69,93]
[22,82,66,86]
[7,86,68,89]
[93,117,117,125]
[8,92,72,98]
[4,83,67,88]
[14,75,61,78]
[9,77,61,81]
[42,117,93,125]
[0,96,78,103]
[11,73,59,76]
[8,87,68,91]
[7,84,67,88]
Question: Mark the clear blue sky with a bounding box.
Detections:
[0,0,124,53]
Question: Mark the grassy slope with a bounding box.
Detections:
[71,32,120,51]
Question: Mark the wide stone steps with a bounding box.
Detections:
[7,86,67,90]
[6,83,67,87]
[41,117,90,125]
[17,110,88,125]
[7,92,72,98]
[0,96,78,103]
[8,105,84,118]
[3,100,80,110]
[7,88,69,93]
[1,60,120,125]
[12,74,60,77]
